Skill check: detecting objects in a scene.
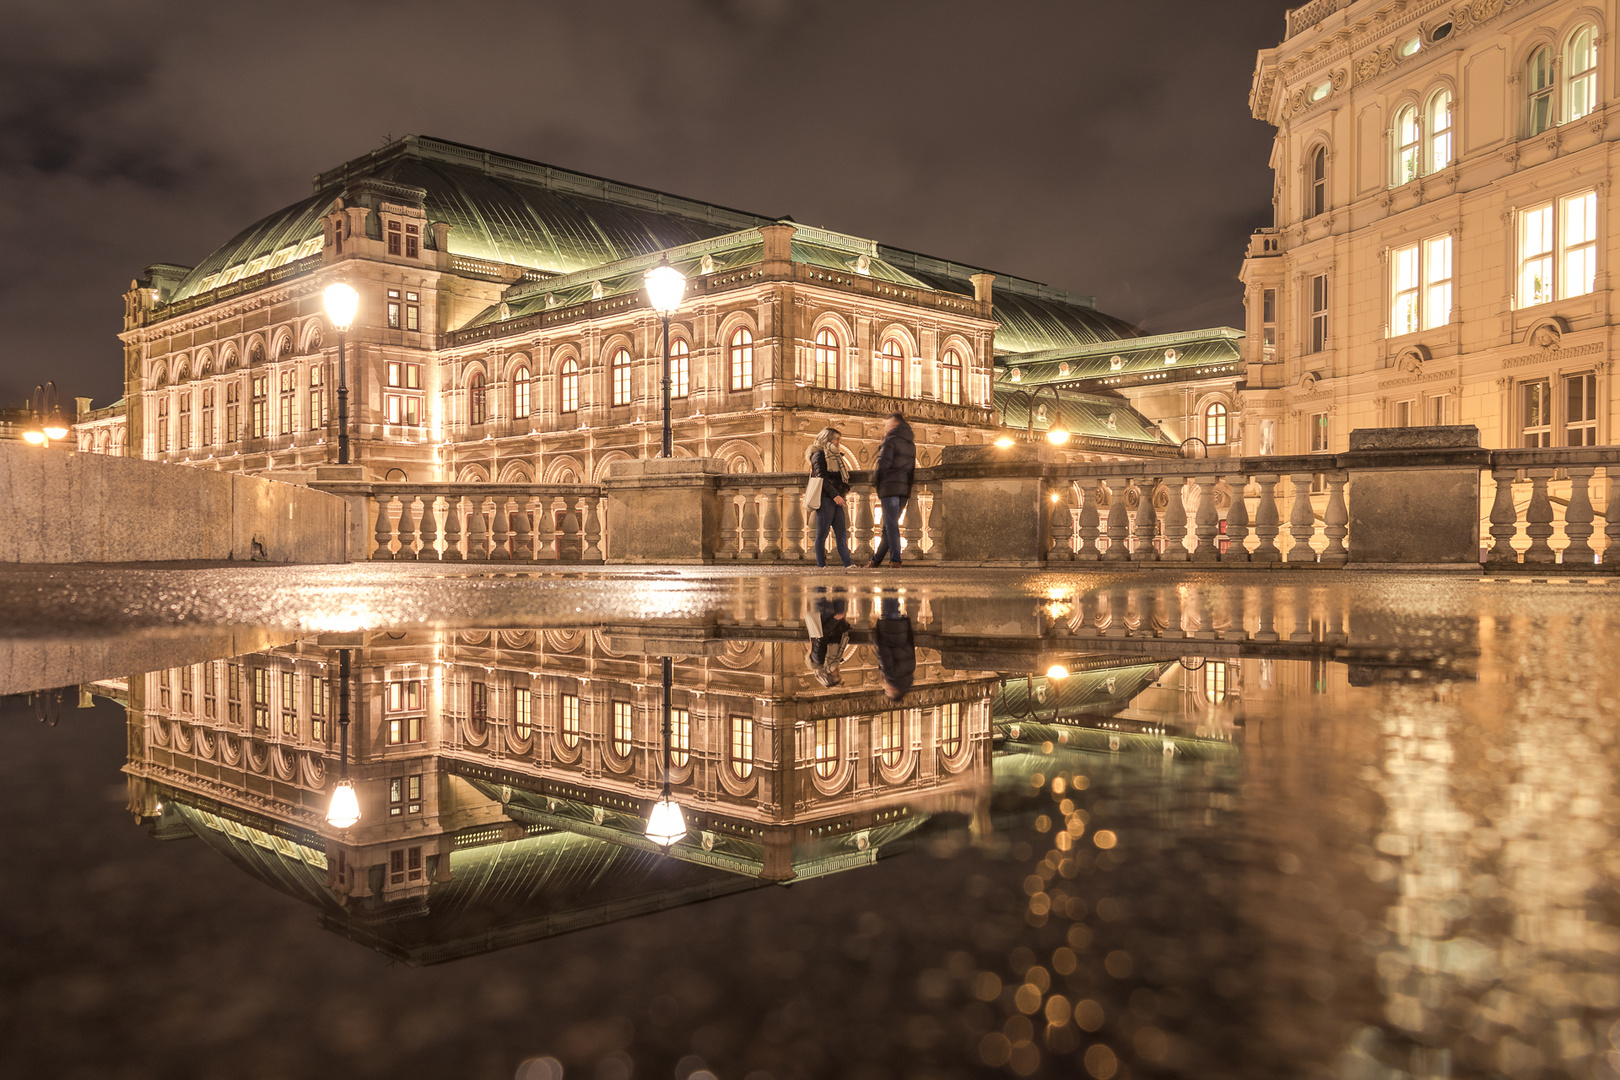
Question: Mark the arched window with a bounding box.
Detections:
[669,708,690,767]
[876,712,904,768]
[880,338,905,397]
[611,347,631,406]
[940,348,963,405]
[813,328,840,389]
[559,359,580,414]
[612,701,632,759]
[468,372,487,425]
[1205,402,1229,445]
[813,718,838,779]
[1307,146,1327,218]
[308,366,324,431]
[1393,105,1421,185]
[1203,663,1228,704]
[938,702,963,758]
[730,715,754,779]
[512,368,531,419]
[729,328,754,391]
[670,339,690,398]
[1527,46,1555,135]
[1427,90,1453,173]
[1568,26,1599,122]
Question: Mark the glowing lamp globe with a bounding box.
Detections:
[326,778,360,829]
[993,436,1015,448]
[1046,664,1070,680]
[43,420,68,440]
[23,430,46,445]
[322,283,360,332]
[1046,426,1070,445]
[644,797,686,847]
[643,262,687,314]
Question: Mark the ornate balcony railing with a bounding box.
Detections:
[362,483,604,563]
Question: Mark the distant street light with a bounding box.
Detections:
[644,656,687,848]
[643,258,687,458]
[322,283,360,466]
[24,381,68,446]
[326,647,360,829]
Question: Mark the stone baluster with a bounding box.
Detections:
[1101,478,1130,561]
[583,497,604,562]
[739,489,761,560]
[1486,467,1519,566]
[487,496,509,560]
[760,488,782,560]
[1321,471,1349,566]
[534,495,557,561]
[372,495,394,560]
[1563,465,1597,566]
[852,488,875,564]
[903,487,925,561]
[920,487,941,561]
[1076,477,1101,561]
[717,492,739,559]
[1605,465,1620,568]
[1131,477,1156,559]
[1224,479,1250,562]
[1226,585,1248,641]
[1188,474,1219,562]
[418,495,439,561]
[1522,467,1557,564]
[783,490,804,561]
[1189,585,1215,640]
[443,495,464,561]
[1251,474,1283,564]
[1104,584,1131,637]
[1160,585,1185,639]
[396,495,419,562]
[1285,586,1312,642]
[558,497,582,561]
[1253,586,1279,642]
[467,495,490,560]
[1285,472,1317,563]
[1048,481,1074,561]
[512,495,533,561]
[1162,475,1191,562]
[1075,590,1100,638]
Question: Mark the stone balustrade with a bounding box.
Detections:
[1484,447,1620,568]
[361,484,604,563]
[713,469,942,563]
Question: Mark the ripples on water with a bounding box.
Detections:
[3,575,1618,1079]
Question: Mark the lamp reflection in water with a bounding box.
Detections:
[326,647,360,829]
[644,656,686,848]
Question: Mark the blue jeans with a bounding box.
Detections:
[815,502,852,567]
[871,495,905,564]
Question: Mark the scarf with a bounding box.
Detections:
[807,436,850,482]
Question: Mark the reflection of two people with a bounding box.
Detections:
[805,591,915,701]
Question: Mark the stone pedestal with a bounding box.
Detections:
[1342,426,1490,569]
[934,443,1055,566]
[313,465,370,561]
[603,457,726,563]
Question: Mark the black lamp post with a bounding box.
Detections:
[643,258,687,458]
[326,647,359,829]
[322,284,359,465]
[24,381,68,447]
[644,655,685,848]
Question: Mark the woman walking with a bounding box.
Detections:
[807,427,856,570]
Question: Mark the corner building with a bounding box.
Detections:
[1242,0,1618,454]
[104,136,1180,480]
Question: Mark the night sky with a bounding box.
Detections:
[0,0,1295,413]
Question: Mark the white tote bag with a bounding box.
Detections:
[802,475,824,514]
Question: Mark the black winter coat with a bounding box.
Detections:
[873,420,916,498]
[809,449,851,506]
[875,616,916,696]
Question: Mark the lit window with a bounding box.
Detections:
[387,220,401,256]
[405,223,419,259]
[405,291,420,332]
[468,372,487,425]
[1309,411,1330,453]
[814,328,840,389]
[308,366,325,431]
[177,392,191,450]
[281,670,298,737]
[387,288,401,329]
[560,359,580,414]
[670,339,690,398]
[730,714,754,779]
[278,369,297,435]
[513,368,531,420]
[179,665,194,714]
[386,679,422,712]
[388,846,424,886]
[876,712,904,768]
[938,702,963,758]
[1203,664,1228,704]
[1309,274,1329,353]
[1204,402,1229,445]
[1428,90,1453,172]
[200,388,214,447]
[729,328,754,391]
[1520,202,1555,306]
[940,348,963,405]
[1261,289,1276,357]
[1528,46,1555,135]
[514,688,532,739]
[309,674,327,742]
[1428,394,1450,426]
[1522,379,1553,447]
[1566,373,1599,445]
[252,668,269,731]
[251,375,268,439]
[1424,235,1453,327]
[470,681,488,722]
[612,701,632,758]
[1562,191,1598,299]
[1307,146,1326,217]
[1394,105,1421,186]
[389,775,422,816]
[1568,26,1599,122]
[812,719,838,779]
[157,668,171,709]
[880,338,905,397]
[1391,244,1420,335]
[204,663,218,720]
[1395,400,1415,427]
[611,348,631,406]
[561,693,580,748]
[385,362,422,427]
[670,708,690,767]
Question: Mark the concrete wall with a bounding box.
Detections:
[0,441,347,564]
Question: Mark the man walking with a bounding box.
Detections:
[868,411,915,568]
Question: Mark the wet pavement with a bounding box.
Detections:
[3,565,1618,1080]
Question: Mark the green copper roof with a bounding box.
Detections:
[998,327,1244,386]
[993,662,1172,723]
[992,386,1171,446]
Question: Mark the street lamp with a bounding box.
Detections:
[326,647,360,829]
[997,384,1068,446]
[644,656,687,848]
[322,283,359,465]
[24,381,68,446]
[643,258,687,458]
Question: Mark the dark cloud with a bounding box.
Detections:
[0,0,1292,411]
